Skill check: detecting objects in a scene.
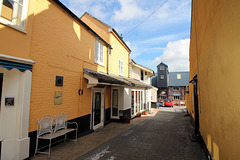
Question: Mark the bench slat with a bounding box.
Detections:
[39,128,76,139]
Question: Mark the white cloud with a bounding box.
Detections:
[152,39,190,71]
[112,0,148,21]
[138,34,180,45]
[68,0,109,20]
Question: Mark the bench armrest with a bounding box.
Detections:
[66,122,78,130]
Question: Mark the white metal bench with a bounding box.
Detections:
[35,113,78,157]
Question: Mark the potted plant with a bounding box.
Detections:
[137,112,142,117]
[142,109,148,115]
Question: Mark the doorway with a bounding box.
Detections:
[193,81,199,134]
[92,88,104,130]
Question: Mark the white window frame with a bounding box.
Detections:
[144,71,147,81]
[160,65,164,70]
[160,75,164,79]
[118,59,123,75]
[0,0,29,33]
[95,39,104,66]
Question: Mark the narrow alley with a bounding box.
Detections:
[76,108,207,160]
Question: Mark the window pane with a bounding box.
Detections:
[100,44,103,63]
[131,91,134,115]
[16,3,22,26]
[141,70,143,80]
[1,0,13,21]
[95,40,99,61]
[112,89,118,116]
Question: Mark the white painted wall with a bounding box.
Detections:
[0,67,32,160]
[123,87,131,110]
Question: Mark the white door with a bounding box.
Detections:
[92,88,104,130]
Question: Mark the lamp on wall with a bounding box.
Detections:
[78,89,83,95]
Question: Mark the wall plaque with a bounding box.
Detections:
[5,96,14,106]
[54,91,62,105]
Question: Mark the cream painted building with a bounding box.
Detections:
[129,59,155,115]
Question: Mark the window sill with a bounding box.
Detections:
[0,18,27,34]
[94,61,105,67]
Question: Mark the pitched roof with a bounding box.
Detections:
[130,59,154,75]
[51,0,110,48]
[157,62,168,67]
[169,72,189,86]
[81,12,131,52]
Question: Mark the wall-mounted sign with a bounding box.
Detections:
[54,91,62,105]
[5,96,14,106]
[56,76,63,86]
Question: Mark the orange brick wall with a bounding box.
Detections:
[28,0,107,132]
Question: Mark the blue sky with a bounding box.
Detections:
[60,0,191,73]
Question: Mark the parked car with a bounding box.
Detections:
[164,99,174,107]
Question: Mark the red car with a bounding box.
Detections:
[164,99,174,107]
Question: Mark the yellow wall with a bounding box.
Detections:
[81,13,130,77]
[189,0,240,159]
[0,0,109,132]
[81,13,110,43]
[0,0,35,59]
[108,33,129,77]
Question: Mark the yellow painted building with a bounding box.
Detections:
[0,0,111,159]
[0,0,153,159]
[188,0,240,159]
[81,12,131,77]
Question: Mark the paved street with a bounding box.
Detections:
[77,107,207,160]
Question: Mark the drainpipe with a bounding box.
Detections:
[107,46,109,74]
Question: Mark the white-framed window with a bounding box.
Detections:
[160,75,164,79]
[173,96,180,100]
[173,87,180,91]
[160,65,164,70]
[95,39,104,65]
[144,71,147,81]
[118,59,123,75]
[0,0,29,32]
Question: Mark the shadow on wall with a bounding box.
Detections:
[0,1,101,158]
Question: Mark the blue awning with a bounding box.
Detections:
[0,59,33,72]
[171,93,182,96]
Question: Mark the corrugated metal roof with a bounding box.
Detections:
[169,72,189,86]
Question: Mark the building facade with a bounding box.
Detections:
[152,62,189,105]
[168,72,189,105]
[129,59,155,115]
[188,0,240,159]
[0,1,154,159]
